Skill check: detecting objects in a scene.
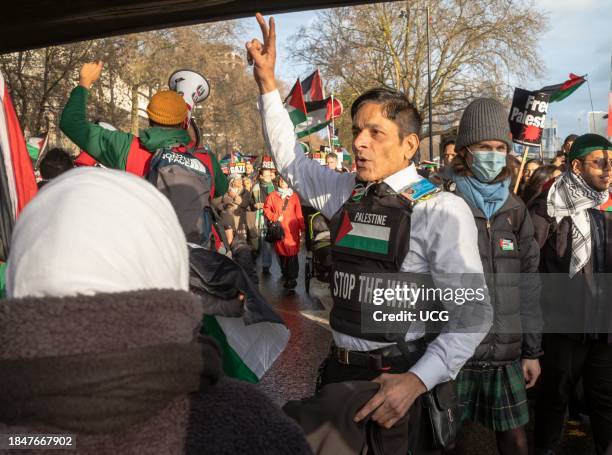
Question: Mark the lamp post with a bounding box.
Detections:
[400,5,434,162]
[425,5,433,162]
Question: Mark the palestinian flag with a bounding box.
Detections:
[26,133,48,168]
[0,70,38,262]
[189,245,290,383]
[539,74,586,103]
[285,79,308,126]
[202,315,289,383]
[599,193,612,212]
[335,211,390,254]
[301,70,324,102]
[295,97,343,139]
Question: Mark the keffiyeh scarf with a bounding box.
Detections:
[278,187,294,198]
[547,171,609,277]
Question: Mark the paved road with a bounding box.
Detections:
[255,254,595,454]
[257,253,331,404]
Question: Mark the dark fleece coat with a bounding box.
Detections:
[0,289,311,455]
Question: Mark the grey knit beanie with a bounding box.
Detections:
[455,98,512,152]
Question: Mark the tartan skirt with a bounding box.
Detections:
[456,359,529,431]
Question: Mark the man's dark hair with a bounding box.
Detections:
[351,88,421,139]
[521,164,558,206]
[440,136,456,156]
[327,152,337,161]
[563,134,578,147]
[39,148,74,180]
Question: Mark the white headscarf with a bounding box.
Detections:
[7,168,189,298]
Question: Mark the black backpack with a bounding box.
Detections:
[146,146,214,245]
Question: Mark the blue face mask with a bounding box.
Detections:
[468,148,507,182]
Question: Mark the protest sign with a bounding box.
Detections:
[508,88,550,147]
[310,152,326,165]
[509,88,550,193]
[230,162,246,175]
[261,156,275,169]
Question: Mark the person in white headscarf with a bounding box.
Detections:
[7,167,189,297]
[0,167,311,455]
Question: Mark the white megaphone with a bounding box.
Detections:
[168,69,210,147]
[168,69,210,123]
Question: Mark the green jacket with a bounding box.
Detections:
[60,86,227,197]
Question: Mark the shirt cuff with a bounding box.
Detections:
[409,349,451,391]
[260,89,284,116]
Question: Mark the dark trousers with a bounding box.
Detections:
[279,254,299,281]
[317,350,440,455]
[535,334,612,454]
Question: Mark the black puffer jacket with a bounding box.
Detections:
[457,191,542,364]
[529,188,612,338]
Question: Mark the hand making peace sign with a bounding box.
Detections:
[246,13,277,94]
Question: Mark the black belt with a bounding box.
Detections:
[332,340,424,371]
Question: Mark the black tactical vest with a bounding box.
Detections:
[328,182,417,342]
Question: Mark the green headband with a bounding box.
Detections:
[568,133,611,161]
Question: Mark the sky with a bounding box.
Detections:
[237,0,611,140]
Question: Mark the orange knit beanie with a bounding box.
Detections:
[146,90,188,126]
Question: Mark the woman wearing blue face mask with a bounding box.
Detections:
[449,98,542,455]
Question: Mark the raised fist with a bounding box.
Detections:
[79,61,103,89]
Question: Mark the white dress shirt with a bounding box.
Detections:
[259,89,492,390]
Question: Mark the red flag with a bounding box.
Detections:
[1,74,37,217]
[327,98,343,120]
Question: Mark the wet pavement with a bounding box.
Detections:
[255,253,595,454]
[257,252,331,405]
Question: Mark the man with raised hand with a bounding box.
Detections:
[247,13,492,452]
[61,61,227,247]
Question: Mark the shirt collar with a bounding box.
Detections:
[381,163,421,192]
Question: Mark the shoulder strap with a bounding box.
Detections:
[281,197,290,213]
[208,203,232,254]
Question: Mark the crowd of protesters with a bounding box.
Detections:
[0,12,610,455]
